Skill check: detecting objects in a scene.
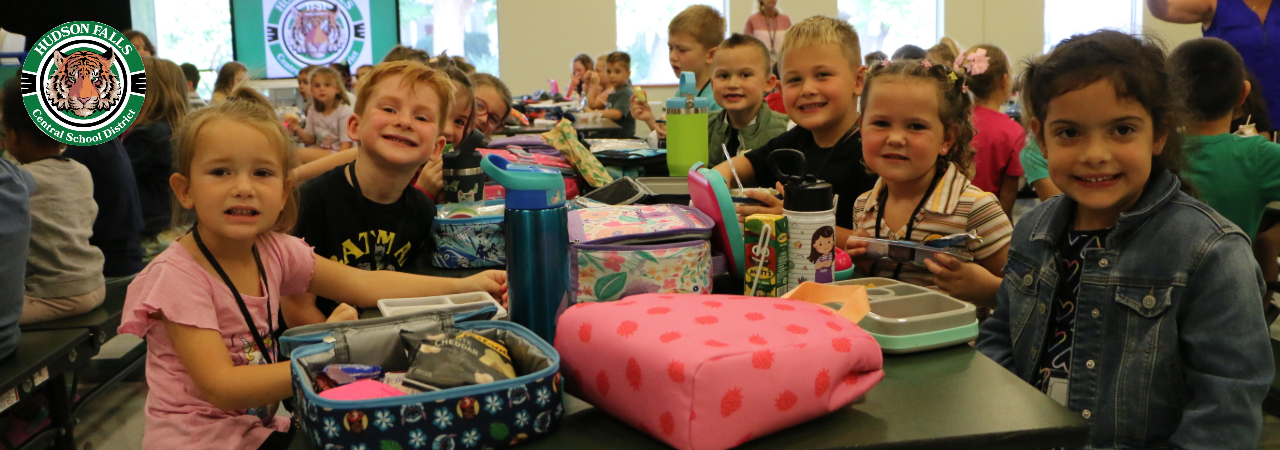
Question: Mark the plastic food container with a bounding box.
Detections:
[832,278,978,354]
[376,292,508,320]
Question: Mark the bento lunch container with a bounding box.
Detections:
[833,278,978,354]
[377,292,509,321]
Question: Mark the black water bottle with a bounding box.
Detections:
[442,145,485,203]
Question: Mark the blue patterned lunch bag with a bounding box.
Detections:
[281,304,564,450]
[432,201,506,269]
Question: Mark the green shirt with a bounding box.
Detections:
[1182,133,1280,240]
[706,104,789,166]
[1020,138,1050,184]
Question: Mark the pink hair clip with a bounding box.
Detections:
[962,83,970,94]
[880,59,891,67]
[921,59,933,69]
[961,48,991,76]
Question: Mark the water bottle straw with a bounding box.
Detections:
[722,144,745,191]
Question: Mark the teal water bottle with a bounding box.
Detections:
[665,72,710,175]
[481,154,568,343]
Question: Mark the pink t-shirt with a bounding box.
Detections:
[119,232,316,450]
[970,105,1026,194]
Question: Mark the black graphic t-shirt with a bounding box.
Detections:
[294,163,436,316]
[1034,227,1110,406]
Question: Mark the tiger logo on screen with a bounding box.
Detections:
[287,2,345,59]
[43,48,122,118]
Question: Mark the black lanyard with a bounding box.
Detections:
[346,162,410,270]
[871,169,944,279]
[192,227,275,365]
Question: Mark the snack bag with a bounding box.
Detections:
[402,330,518,391]
[542,119,614,187]
[744,214,789,297]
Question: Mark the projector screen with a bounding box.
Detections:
[231,0,398,79]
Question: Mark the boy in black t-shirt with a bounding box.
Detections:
[714,16,878,244]
[289,62,507,324]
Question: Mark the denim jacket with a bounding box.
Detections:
[976,170,1273,449]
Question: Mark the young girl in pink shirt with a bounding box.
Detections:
[958,44,1025,218]
[119,88,506,450]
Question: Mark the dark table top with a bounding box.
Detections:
[497,118,621,136]
[0,329,90,397]
[291,345,1088,449]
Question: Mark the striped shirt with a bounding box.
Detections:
[852,162,1012,287]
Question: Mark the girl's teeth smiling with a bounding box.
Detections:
[1079,174,1120,182]
[226,208,258,216]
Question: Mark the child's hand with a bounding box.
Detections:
[630,94,655,123]
[416,159,445,199]
[735,182,786,223]
[924,253,1001,309]
[462,270,509,306]
[844,228,872,258]
[326,303,359,323]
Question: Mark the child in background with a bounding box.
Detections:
[124,30,156,57]
[210,61,247,106]
[127,57,189,261]
[863,51,888,67]
[567,53,594,99]
[926,43,957,67]
[845,60,1011,310]
[891,44,927,60]
[958,44,1024,218]
[291,67,355,152]
[635,34,788,164]
[417,63,480,200]
[64,137,145,279]
[355,64,373,83]
[0,156,32,360]
[292,65,319,118]
[180,63,207,110]
[586,53,609,109]
[633,4,727,138]
[119,87,504,449]
[1167,38,1280,311]
[598,52,636,138]
[471,73,514,138]
[1020,139,1060,201]
[714,16,879,245]
[2,79,105,324]
[977,30,1271,447]
[290,62,505,321]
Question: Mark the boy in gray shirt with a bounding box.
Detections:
[600,51,636,138]
[2,79,105,324]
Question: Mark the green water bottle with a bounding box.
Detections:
[665,72,709,175]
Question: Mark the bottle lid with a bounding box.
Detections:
[442,145,482,170]
[665,72,709,110]
[782,178,834,212]
[480,154,566,210]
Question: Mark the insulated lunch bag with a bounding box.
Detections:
[569,204,716,303]
[281,305,564,450]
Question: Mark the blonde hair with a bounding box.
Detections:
[171,86,299,232]
[213,61,247,95]
[779,16,862,71]
[354,61,456,129]
[308,67,352,113]
[469,72,512,124]
[669,5,726,50]
[137,56,188,127]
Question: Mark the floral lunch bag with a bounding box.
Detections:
[569,204,717,303]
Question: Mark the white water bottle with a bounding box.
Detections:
[768,149,837,290]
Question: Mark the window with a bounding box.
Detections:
[616,1,726,86]
[134,0,233,99]
[399,0,499,75]
[1044,0,1141,53]
[838,0,940,56]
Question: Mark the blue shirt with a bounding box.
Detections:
[0,159,34,360]
[65,138,145,277]
[1020,138,1050,184]
[1204,0,1280,122]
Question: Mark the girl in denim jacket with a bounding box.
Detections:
[976,30,1273,449]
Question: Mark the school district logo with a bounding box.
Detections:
[20,21,145,146]
[266,0,366,73]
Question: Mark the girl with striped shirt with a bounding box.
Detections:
[846,59,1012,312]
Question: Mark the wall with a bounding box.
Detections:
[497,0,616,97]
[943,0,1044,71]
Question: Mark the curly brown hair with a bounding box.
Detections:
[859,59,978,178]
[1020,30,1186,179]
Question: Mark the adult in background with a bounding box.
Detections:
[744,0,791,63]
[1148,0,1278,122]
